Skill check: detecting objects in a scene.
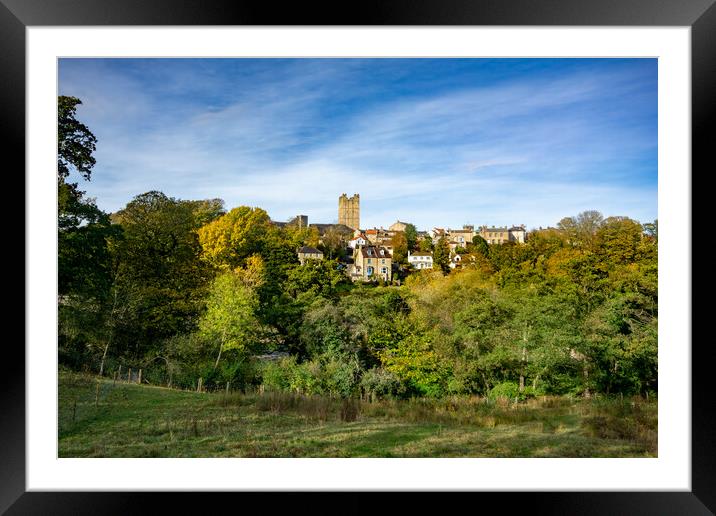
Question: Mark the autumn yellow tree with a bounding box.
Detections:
[197,206,273,270]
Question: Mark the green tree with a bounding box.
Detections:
[58,96,97,205]
[57,95,116,298]
[471,235,489,257]
[404,223,418,250]
[433,237,451,274]
[391,231,409,264]
[557,210,604,248]
[594,216,644,266]
[109,191,218,357]
[419,235,434,252]
[319,227,345,260]
[57,96,123,373]
[199,271,263,370]
[284,259,347,301]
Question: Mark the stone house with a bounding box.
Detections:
[351,245,392,282]
[297,246,323,265]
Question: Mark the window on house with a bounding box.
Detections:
[367,266,374,275]
[381,267,387,274]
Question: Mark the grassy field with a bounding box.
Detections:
[58,371,657,458]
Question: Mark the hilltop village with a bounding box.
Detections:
[272,193,527,283]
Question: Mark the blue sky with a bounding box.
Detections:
[58,58,657,231]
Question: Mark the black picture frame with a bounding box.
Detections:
[4,1,711,513]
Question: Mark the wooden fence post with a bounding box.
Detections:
[128,368,132,384]
[197,377,203,393]
[226,381,230,395]
[138,369,142,385]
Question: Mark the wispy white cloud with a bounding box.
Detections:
[59,58,657,230]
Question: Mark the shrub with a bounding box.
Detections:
[323,359,360,398]
[260,357,295,392]
[522,385,545,399]
[360,367,403,401]
[489,381,521,401]
[289,360,324,395]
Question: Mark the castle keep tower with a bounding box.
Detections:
[338,193,360,230]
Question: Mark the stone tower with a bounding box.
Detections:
[338,193,360,230]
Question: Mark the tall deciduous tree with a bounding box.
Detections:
[319,227,345,260]
[197,206,273,270]
[391,231,409,264]
[404,223,418,251]
[557,210,604,248]
[57,95,116,298]
[108,191,219,357]
[199,271,262,370]
[419,235,434,252]
[471,235,489,257]
[433,237,451,274]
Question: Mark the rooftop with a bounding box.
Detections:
[298,246,322,254]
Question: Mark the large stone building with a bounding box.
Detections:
[477,225,527,244]
[338,193,360,230]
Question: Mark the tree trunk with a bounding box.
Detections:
[98,336,110,377]
[214,329,226,371]
[214,344,223,370]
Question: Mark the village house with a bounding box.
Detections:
[364,228,393,245]
[507,225,527,243]
[351,245,392,282]
[430,227,448,243]
[297,246,323,265]
[448,225,475,246]
[380,240,395,256]
[348,232,368,249]
[408,251,433,270]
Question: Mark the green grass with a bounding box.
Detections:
[58,371,657,458]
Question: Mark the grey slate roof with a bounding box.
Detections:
[298,246,322,254]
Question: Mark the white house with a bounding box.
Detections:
[348,233,368,249]
[508,225,527,243]
[408,251,433,270]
